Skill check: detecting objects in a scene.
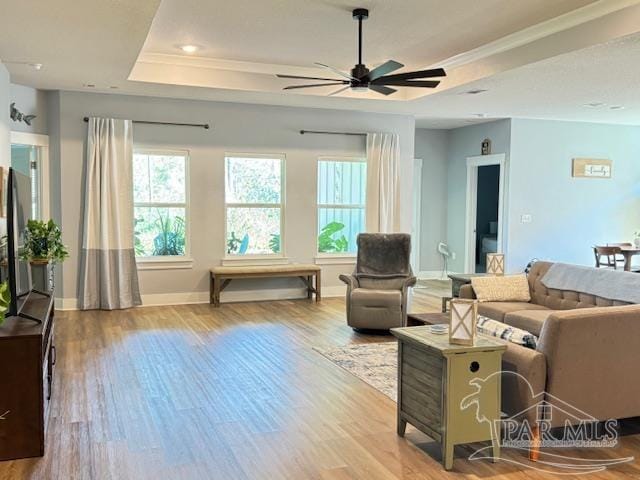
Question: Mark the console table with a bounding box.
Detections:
[391,326,506,470]
[0,293,55,460]
[209,264,321,307]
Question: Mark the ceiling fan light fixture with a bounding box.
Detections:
[277,7,446,97]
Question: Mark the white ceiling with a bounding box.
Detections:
[415,32,640,128]
[4,0,640,128]
[142,0,594,69]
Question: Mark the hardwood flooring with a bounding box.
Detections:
[1,291,639,479]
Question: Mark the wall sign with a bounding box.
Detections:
[572,158,612,178]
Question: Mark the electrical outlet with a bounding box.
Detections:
[451,252,457,260]
[521,214,532,224]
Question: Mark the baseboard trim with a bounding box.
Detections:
[417,270,447,279]
[55,285,347,311]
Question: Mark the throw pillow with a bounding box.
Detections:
[471,274,531,302]
[477,315,538,349]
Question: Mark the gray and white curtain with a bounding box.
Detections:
[366,132,401,233]
[78,117,141,310]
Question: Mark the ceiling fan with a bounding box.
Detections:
[276,8,446,96]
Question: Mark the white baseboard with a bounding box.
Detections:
[55,285,347,311]
[417,270,447,279]
[55,298,79,310]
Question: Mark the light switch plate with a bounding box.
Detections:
[521,214,532,223]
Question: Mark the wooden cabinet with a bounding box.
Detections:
[0,294,55,461]
[392,326,506,470]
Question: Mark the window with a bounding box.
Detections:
[317,158,366,254]
[133,150,188,258]
[225,154,284,256]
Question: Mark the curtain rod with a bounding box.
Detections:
[299,129,366,137]
[83,117,210,130]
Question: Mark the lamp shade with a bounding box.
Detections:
[486,253,505,276]
[449,299,477,346]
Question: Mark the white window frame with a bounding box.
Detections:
[133,148,192,270]
[223,152,286,263]
[315,156,366,263]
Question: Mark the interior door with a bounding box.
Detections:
[10,144,41,219]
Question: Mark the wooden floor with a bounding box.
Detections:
[1,291,639,479]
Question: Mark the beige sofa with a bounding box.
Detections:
[460,261,640,428]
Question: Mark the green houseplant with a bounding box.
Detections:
[19,219,69,264]
[0,281,10,326]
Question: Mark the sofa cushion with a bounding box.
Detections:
[478,301,549,322]
[503,309,556,336]
[477,316,538,349]
[471,274,531,302]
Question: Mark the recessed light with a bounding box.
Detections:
[28,63,43,71]
[109,86,119,89]
[472,113,487,118]
[84,83,95,88]
[582,102,606,108]
[179,44,200,54]
[609,105,625,110]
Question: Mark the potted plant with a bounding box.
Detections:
[0,282,10,326]
[19,220,69,292]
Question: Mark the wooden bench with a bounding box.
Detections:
[209,264,321,307]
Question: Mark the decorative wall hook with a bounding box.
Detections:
[10,102,37,126]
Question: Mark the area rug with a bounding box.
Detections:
[314,342,398,401]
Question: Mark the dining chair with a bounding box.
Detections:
[606,243,632,267]
[593,245,622,269]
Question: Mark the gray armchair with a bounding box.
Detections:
[339,233,416,331]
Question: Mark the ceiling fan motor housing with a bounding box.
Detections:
[351,64,370,86]
[352,8,369,20]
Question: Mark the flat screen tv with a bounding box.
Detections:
[7,168,34,316]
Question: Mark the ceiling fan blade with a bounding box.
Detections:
[315,62,357,81]
[328,86,351,96]
[372,67,446,84]
[277,74,345,82]
[377,80,440,88]
[284,82,348,90]
[367,60,404,81]
[369,84,397,96]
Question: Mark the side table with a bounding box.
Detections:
[391,326,506,470]
[448,273,488,298]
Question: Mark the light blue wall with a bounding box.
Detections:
[415,128,448,272]
[9,84,49,135]
[446,120,511,272]
[507,118,640,271]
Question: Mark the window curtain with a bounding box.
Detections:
[366,132,401,233]
[78,117,141,310]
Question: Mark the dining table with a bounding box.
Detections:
[618,245,640,271]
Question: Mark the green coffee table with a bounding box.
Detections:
[391,326,506,470]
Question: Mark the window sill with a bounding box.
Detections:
[222,256,290,267]
[315,255,356,265]
[136,257,194,270]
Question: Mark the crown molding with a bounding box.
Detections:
[430,0,640,70]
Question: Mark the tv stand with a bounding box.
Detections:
[0,294,55,460]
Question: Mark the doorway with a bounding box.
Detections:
[10,132,49,220]
[465,154,506,273]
